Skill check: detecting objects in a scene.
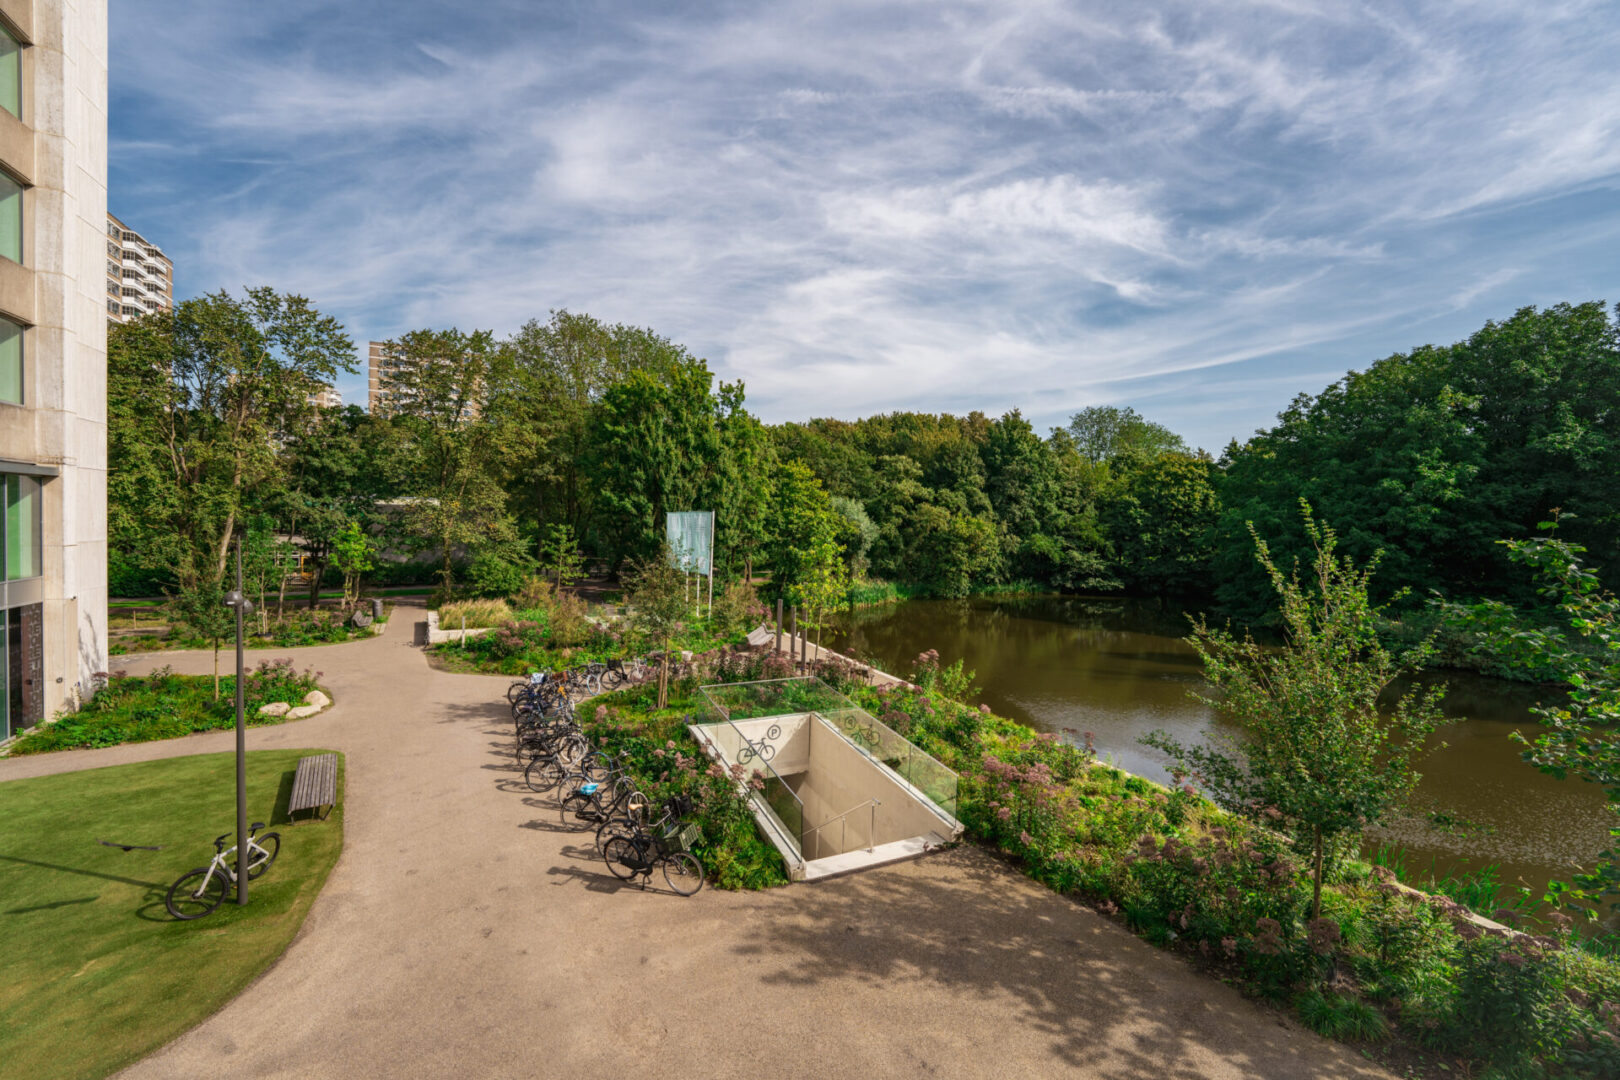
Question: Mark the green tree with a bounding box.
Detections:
[1441,522,1620,912]
[789,536,849,662]
[540,522,587,591]
[106,290,356,592]
[625,543,688,708]
[168,581,234,701]
[280,405,407,609]
[1215,302,1620,617]
[383,328,521,590]
[762,461,840,599]
[584,358,728,568]
[1103,452,1221,594]
[1144,505,1447,918]
[1065,405,1189,464]
[330,522,376,611]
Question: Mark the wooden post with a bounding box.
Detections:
[775,598,783,653]
[790,606,798,671]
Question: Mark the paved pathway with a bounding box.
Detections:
[1,605,1393,1079]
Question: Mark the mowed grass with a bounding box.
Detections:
[0,751,344,1080]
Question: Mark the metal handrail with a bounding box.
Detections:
[803,798,881,859]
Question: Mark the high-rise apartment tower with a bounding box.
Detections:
[0,0,108,738]
[105,212,173,323]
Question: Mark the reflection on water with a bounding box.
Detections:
[828,594,1613,903]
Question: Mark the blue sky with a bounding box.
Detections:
[110,1,1620,452]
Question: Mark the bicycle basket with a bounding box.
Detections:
[663,822,703,852]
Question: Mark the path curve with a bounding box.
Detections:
[1,603,1393,1079]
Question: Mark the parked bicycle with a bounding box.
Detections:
[601,795,705,895]
[165,823,281,920]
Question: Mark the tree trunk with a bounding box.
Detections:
[306,562,323,610]
[213,642,221,701]
[657,651,670,710]
[1312,827,1324,920]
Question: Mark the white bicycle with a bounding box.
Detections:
[165,823,280,920]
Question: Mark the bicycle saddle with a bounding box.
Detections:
[250,821,265,833]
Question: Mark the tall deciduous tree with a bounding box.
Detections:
[584,356,728,568]
[107,289,355,591]
[1065,405,1189,464]
[383,328,520,589]
[1216,302,1620,617]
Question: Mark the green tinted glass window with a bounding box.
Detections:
[0,172,19,264]
[4,474,40,580]
[0,27,18,119]
[0,318,19,403]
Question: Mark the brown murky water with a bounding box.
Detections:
[828,594,1613,904]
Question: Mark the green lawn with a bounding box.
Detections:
[0,751,344,1080]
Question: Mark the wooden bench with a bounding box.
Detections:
[288,753,338,823]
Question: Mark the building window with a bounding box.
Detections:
[107,298,119,315]
[0,26,18,120]
[3,473,40,580]
[0,318,18,404]
[121,305,137,315]
[0,172,20,264]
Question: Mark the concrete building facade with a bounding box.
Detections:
[105,210,172,322]
[0,0,108,738]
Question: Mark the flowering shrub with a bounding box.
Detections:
[7,661,327,755]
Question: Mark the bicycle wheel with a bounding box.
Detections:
[662,852,705,896]
[559,789,595,826]
[595,815,639,855]
[247,832,280,879]
[601,669,624,690]
[166,866,229,920]
[602,835,641,880]
[524,756,565,793]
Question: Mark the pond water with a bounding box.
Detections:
[827,593,1613,905]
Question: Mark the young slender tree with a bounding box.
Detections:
[791,536,849,664]
[330,522,376,612]
[625,543,688,709]
[540,522,587,591]
[1144,503,1448,918]
[168,581,234,701]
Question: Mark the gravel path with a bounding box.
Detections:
[1,603,1393,1079]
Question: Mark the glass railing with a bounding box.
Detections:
[696,676,961,831]
[817,707,959,821]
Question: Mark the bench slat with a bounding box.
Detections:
[288,753,338,821]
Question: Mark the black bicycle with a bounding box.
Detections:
[601,797,704,895]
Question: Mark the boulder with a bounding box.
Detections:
[257,702,291,717]
[286,704,321,720]
[302,690,331,709]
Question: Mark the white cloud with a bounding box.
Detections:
[108,0,1620,449]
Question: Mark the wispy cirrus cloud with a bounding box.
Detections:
[110,0,1620,449]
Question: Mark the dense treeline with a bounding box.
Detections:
[108,296,1617,622]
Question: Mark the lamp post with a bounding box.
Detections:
[223,540,254,905]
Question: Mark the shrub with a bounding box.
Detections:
[466,551,533,599]
[1296,990,1389,1041]
[1441,929,1578,1069]
[7,662,324,754]
[711,580,767,635]
[1349,882,1458,1004]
